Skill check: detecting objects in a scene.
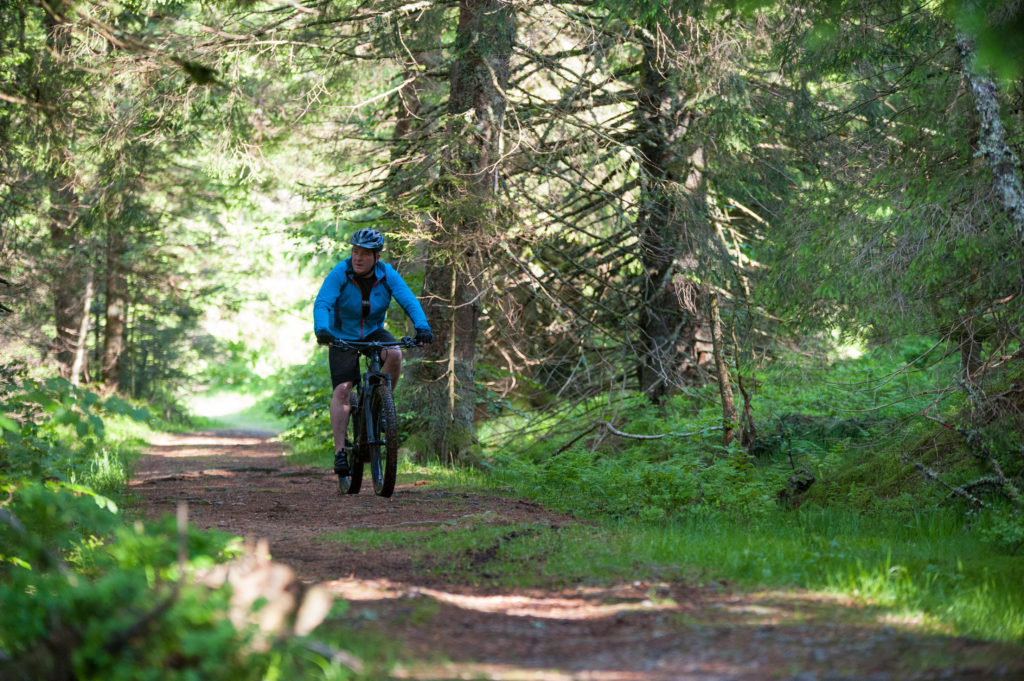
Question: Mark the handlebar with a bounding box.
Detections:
[327,336,422,351]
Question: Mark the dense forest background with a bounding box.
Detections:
[2,0,1024,677]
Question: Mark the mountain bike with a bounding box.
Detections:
[330,337,420,498]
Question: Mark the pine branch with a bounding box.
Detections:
[909,459,990,510]
[602,420,723,440]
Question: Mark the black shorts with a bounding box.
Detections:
[329,328,397,388]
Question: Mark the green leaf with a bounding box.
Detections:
[89,414,105,438]
[81,391,100,409]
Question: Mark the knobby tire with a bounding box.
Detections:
[369,385,398,497]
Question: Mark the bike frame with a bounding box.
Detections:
[355,346,391,452]
[329,337,418,482]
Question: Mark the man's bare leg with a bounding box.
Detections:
[330,381,354,460]
[381,348,402,391]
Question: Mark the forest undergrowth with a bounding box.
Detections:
[270,335,1024,642]
[0,372,353,680]
[471,339,1024,641]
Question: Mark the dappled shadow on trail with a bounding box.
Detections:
[130,431,1024,681]
[324,579,1023,681]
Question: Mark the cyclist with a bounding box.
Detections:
[313,228,433,477]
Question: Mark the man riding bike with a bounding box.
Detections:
[313,228,433,476]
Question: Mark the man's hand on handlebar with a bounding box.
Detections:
[415,328,434,346]
[316,332,334,346]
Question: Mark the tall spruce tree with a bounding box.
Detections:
[412,0,517,462]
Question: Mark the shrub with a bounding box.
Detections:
[267,356,332,458]
[0,482,271,681]
[0,373,149,491]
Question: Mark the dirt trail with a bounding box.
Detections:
[130,430,1024,681]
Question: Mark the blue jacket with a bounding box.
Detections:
[313,259,430,341]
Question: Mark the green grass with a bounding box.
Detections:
[321,461,1024,643]
[583,509,1024,641]
[324,520,531,556]
[453,337,1024,643]
[59,411,161,499]
[395,458,489,488]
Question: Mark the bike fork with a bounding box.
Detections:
[363,387,375,446]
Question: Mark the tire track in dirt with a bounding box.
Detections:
[130,430,1024,681]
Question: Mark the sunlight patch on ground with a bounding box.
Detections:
[749,588,858,607]
[746,590,942,634]
[391,662,717,681]
[714,603,782,618]
[325,578,679,620]
[324,579,890,629]
[418,588,679,620]
[876,610,937,631]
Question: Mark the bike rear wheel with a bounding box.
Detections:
[368,385,398,497]
[338,394,363,494]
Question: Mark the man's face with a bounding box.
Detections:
[351,246,377,276]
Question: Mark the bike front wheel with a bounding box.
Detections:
[368,385,398,497]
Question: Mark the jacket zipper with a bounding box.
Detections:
[356,274,382,339]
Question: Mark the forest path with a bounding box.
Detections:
[130,430,1024,681]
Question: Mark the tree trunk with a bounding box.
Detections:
[958,38,1024,247]
[635,31,710,403]
[416,260,481,463]
[44,6,88,380]
[386,15,443,205]
[103,226,128,389]
[956,38,1024,381]
[69,273,93,386]
[708,291,737,447]
[411,0,515,464]
[384,21,442,301]
[49,193,86,378]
